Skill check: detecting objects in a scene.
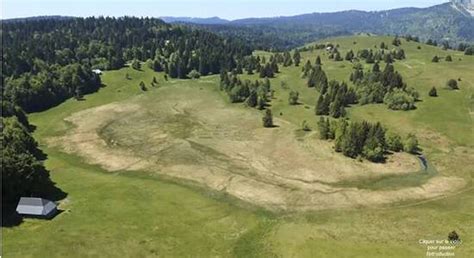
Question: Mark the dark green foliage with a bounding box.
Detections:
[139,81,147,91]
[448,231,460,241]
[315,95,329,116]
[220,72,272,109]
[315,56,322,66]
[4,64,101,112]
[1,116,57,210]
[2,17,253,113]
[432,56,439,63]
[445,55,453,62]
[353,62,419,111]
[318,119,403,162]
[262,109,273,128]
[307,66,328,92]
[293,49,301,66]
[345,50,355,61]
[315,80,356,118]
[288,91,299,105]
[426,39,437,46]
[446,79,459,90]
[392,48,406,60]
[2,100,31,129]
[465,46,474,55]
[317,117,331,139]
[247,91,258,107]
[259,62,276,78]
[392,36,401,46]
[429,87,438,97]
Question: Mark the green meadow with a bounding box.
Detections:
[3,35,473,257]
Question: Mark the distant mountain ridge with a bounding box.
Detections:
[166,3,473,48]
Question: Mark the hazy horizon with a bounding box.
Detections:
[2,0,449,20]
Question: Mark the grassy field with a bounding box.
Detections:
[3,35,474,257]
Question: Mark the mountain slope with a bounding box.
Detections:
[176,3,473,50]
[231,3,474,43]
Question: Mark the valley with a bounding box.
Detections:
[3,35,473,257]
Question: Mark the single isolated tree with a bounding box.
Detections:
[262,109,274,128]
[447,79,459,90]
[445,55,453,62]
[428,87,438,97]
[139,81,147,91]
[431,56,439,63]
[448,231,460,242]
[288,90,299,105]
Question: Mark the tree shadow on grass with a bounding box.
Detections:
[2,183,68,227]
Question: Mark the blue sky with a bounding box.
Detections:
[2,0,448,20]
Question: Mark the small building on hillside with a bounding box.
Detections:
[92,69,102,75]
[16,197,58,219]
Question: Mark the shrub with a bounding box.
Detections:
[384,89,415,110]
[131,59,141,70]
[445,55,452,62]
[187,69,201,79]
[428,87,437,97]
[403,134,419,154]
[386,133,404,152]
[446,79,459,90]
[288,90,299,105]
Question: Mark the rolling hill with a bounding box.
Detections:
[168,2,474,50]
[3,35,473,257]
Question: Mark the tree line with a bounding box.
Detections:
[1,101,62,221]
[2,17,253,112]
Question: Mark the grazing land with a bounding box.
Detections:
[3,35,474,257]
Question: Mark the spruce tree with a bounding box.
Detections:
[315,56,322,66]
[293,50,301,66]
[262,109,273,128]
[428,87,437,97]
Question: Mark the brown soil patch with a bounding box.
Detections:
[50,85,467,211]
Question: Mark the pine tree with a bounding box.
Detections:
[293,50,301,66]
[139,81,147,91]
[262,109,273,127]
[315,56,322,66]
[428,87,437,97]
[317,117,330,139]
[247,91,258,107]
[315,94,329,115]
